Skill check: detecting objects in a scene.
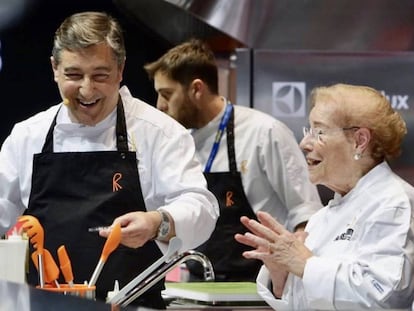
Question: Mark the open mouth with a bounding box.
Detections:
[306,158,321,166]
[78,99,99,108]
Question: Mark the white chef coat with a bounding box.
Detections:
[0,86,219,253]
[257,161,414,310]
[191,103,322,231]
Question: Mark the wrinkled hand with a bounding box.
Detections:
[99,211,160,248]
[234,211,313,278]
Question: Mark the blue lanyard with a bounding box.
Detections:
[204,102,233,173]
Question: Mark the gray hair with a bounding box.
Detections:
[52,11,125,66]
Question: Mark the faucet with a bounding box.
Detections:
[168,250,215,282]
[108,237,215,307]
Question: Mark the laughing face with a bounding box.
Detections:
[299,100,357,195]
[51,42,124,126]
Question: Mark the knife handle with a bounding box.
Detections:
[57,245,74,286]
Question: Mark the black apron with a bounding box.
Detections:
[24,99,166,309]
[187,105,261,281]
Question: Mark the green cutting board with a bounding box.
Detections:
[163,282,264,305]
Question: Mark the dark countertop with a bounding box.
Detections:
[0,279,272,311]
[0,279,134,311]
[167,303,271,310]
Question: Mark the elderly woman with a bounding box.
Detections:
[235,83,414,310]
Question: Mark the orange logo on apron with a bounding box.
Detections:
[226,191,234,207]
[112,173,123,192]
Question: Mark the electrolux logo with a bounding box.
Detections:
[380,91,410,110]
[272,82,306,117]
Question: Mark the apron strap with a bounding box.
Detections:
[115,96,129,152]
[226,106,237,172]
[41,110,59,153]
[42,96,129,153]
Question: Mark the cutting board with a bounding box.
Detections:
[163,282,265,305]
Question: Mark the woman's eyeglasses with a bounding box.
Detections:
[302,126,360,143]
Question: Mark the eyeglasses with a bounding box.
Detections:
[302,126,360,143]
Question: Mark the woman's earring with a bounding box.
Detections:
[353,153,361,160]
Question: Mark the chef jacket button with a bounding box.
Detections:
[118,135,125,141]
[120,152,126,159]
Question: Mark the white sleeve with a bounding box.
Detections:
[0,133,26,235]
[302,256,340,309]
[256,265,292,311]
[149,127,219,253]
